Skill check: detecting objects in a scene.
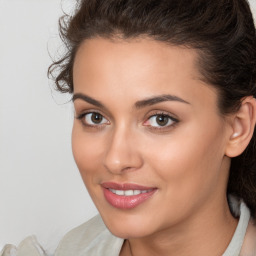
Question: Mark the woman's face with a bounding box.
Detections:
[72,38,232,238]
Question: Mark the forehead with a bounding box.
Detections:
[73,37,218,110]
[74,37,201,83]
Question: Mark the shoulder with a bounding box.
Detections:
[225,196,256,256]
[241,219,256,256]
[54,214,124,256]
[0,236,47,256]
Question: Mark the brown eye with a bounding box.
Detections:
[156,115,169,126]
[91,113,103,124]
[83,112,109,125]
[144,114,177,128]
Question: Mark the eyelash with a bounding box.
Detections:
[143,111,179,131]
[76,111,109,129]
[75,110,179,131]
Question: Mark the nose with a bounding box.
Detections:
[103,126,143,174]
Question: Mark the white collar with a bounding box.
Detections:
[223,199,251,256]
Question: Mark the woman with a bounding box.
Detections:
[49,0,256,255]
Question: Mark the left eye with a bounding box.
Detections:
[84,112,109,125]
[145,114,176,127]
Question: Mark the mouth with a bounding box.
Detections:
[101,182,157,209]
[109,188,153,196]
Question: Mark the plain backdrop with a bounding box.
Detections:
[0,0,98,254]
[0,0,256,254]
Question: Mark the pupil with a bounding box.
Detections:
[92,113,102,123]
[156,115,168,126]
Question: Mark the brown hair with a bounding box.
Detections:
[48,0,256,216]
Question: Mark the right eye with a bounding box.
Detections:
[77,112,109,126]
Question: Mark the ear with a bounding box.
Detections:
[225,96,256,158]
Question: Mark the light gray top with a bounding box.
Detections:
[223,200,251,256]
[54,198,256,256]
[0,236,47,256]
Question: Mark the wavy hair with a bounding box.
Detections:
[48,0,256,216]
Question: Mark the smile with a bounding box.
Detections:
[101,182,157,209]
[109,189,153,196]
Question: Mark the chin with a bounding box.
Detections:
[108,224,153,239]
[99,210,159,239]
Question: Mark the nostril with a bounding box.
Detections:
[122,167,133,172]
[103,160,130,174]
[103,153,143,174]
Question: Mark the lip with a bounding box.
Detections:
[101,182,157,209]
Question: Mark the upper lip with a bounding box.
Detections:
[101,182,156,190]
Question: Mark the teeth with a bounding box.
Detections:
[124,190,134,196]
[109,189,152,196]
[116,190,124,196]
[134,190,141,195]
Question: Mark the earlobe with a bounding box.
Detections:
[225,96,256,158]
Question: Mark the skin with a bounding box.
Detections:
[72,37,239,256]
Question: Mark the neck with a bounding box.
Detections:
[121,196,238,256]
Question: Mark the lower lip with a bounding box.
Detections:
[102,188,156,209]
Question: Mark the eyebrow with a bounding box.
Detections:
[72,93,190,109]
[135,94,190,108]
[73,93,105,108]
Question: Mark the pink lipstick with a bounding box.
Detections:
[101,182,157,209]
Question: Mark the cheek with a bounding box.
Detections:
[71,123,104,183]
[145,119,227,200]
